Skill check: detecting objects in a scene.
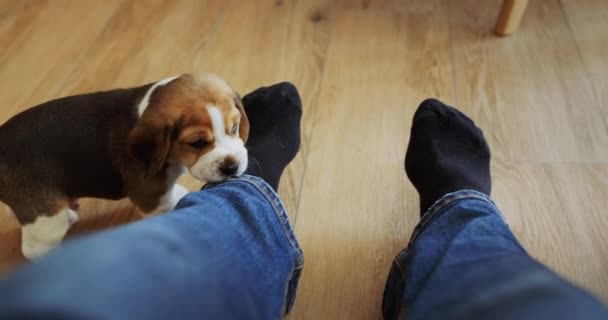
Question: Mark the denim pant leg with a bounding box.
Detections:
[0,175,303,320]
[382,190,608,320]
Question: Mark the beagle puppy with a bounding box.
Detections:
[0,73,249,260]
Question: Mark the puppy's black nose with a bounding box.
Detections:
[220,162,239,177]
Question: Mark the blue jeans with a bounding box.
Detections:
[383,190,608,319]
[0,175,303,319]
[0,177,606,319]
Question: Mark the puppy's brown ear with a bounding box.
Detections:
[128,121,172,178]
[234,93,249,143]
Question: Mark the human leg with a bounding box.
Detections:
[382,99,608,320]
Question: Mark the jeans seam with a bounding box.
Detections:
[384,251,410,320]
[207,175,304,268]
[233,176,304,316]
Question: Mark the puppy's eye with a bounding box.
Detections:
[189,139,207,149]
[231,123,239,135]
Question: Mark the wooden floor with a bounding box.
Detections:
[1,0,607,318]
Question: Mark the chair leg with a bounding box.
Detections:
[495,0,529,36]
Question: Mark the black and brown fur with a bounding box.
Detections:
[0,73,248,227]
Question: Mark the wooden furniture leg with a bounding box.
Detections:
[495,0,529,36]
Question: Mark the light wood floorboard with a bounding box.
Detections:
[562,0,608,129]
[292,2,454,318]
[0,0,607,317]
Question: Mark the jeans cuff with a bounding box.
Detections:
[409,190,504,246]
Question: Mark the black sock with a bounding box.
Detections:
[405,98,491,215]
[241,82,302,191]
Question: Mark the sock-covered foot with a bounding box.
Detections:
[241,82,302,191]
[405,98,491,215]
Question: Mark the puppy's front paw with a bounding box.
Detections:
[21,210,73,260]
[67,209,79,225]
[172,184,189,207]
